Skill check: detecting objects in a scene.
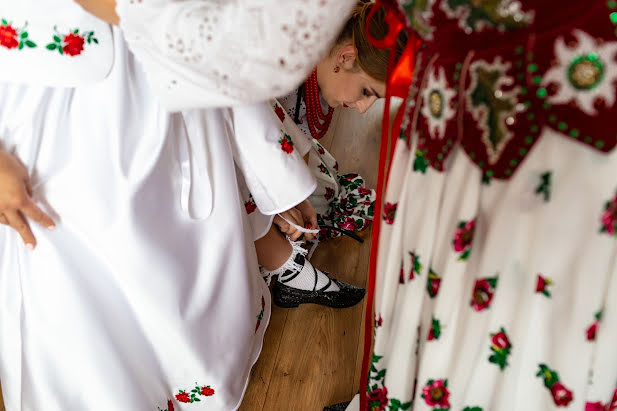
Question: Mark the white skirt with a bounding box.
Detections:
[0,32,269,411]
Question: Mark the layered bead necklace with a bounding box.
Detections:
[303,69,334,140]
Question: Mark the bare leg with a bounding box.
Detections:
[255,225,293,270]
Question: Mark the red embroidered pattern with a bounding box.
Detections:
[46,27,98,56]
[158,384,215,411]
[279,133,294,154]
[0,19,36,50]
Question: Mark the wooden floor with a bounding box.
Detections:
[239,102,386,411]
[0,101,387,411]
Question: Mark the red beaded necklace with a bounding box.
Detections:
[303,69,334,140]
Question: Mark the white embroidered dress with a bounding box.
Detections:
[0,0,355,410]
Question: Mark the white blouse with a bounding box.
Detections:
[116,0,356,111]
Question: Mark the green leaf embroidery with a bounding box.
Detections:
[46,43,57,50]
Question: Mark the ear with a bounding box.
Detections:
[336,44,357,70]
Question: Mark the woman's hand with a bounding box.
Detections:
[74,0,119,25]
[273,200,319,242]
[0,150,55,250]
[294,199,318,241]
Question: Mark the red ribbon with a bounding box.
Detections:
[360,2,418,409]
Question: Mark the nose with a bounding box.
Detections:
[352,96,378,114]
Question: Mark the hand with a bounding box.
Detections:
[0,150,55,250]
[74,0,120,25]
[273,208,305,242]
[294,199,318,241]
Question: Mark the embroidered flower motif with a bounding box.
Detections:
[358,186,372,197]
[399,260,405,284]
[383,202,398,224]
[586,310,603,341]
[175,391,191,403]
[427,269,441,298]
[471,276,498,311]
[367,386,389,411]
[200,386,215,396]
[274,104,286,122]
[585,402,606,411]
[421,379,450,410]
[0,19,36,50]
[542,30,617,115]
[413,149,429,174]
[255,296,265,333]
[333,161,339,171]
[46,27,98,56]
[339,216,360,231]
[421,66,456,140]
[453,219,475,260]
[536,364,574,407]
[600,192,617,236]
[463,408,483,411]
[427,317,442,341]
[316,142,325,154]
[536,274,553,297]
[535,171,552,202]
[376,314,383,327]
[318,162,331,175]
[278,133,294,154]
[244,194,257,214]
[409,251,422,280]
[324,186,335,201]
[488,327,512,370]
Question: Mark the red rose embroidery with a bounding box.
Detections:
[601,193,617,235]
[471,277,497,311]
[585,401,606,411]
[453,219,475,259]
[245,200,257,214]
[0,23,18,49]
[536,274,552,297]
[609,388,617,411]
[421,379,450,408]
[316,144,325,154]
[167,399,175,411]
[274,105,285,122]
[427,318,441,341]
[550,382,573,407]
[586,322,598,341]
[278,134,294,154]
[324,187,335,200]
[427,270,441,298]
[339,216,358,231]
[399,261,405,284]
[408,252,422,280]
[367,386,388,411]
[492,331,510,349]
[358,186,372,197]
[383,202,397,224]
[333,162,339,171]
[63,33,85,56]
[175,391,191,403]
[201,386,215,396]
[427,328,436,341]
[376,314,383,327]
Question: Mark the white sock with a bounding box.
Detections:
[260,240,340,292]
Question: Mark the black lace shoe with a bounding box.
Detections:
[323,401,351,411]
[272,255,365,309]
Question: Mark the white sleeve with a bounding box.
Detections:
[229,102,317,215]
[116,0,355,111]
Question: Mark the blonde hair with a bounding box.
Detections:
[336,1,408,83]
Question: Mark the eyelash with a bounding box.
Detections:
[363,88,369,97]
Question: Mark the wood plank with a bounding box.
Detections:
[239,305,289,410]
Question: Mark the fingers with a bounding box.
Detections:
[20,196,55,230]
[4,209,36,250]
